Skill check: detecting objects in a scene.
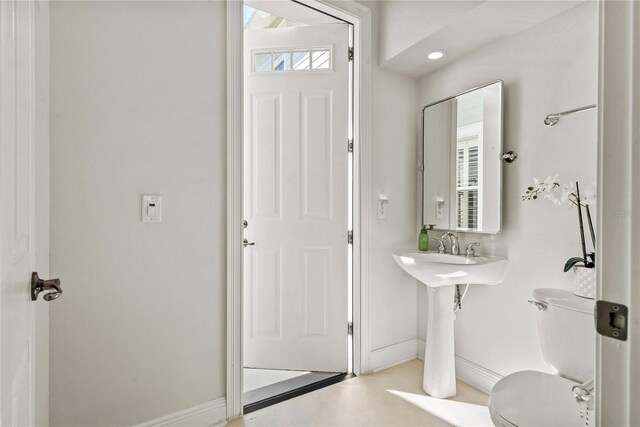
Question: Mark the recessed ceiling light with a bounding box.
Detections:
[427,50,446,60]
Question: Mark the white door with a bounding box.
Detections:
[1,1,47,425]
[243,24,350,372]
[1,0,36,423]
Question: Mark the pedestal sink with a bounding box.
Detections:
[392,250,507,398]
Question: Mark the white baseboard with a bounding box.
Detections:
[455,355,503,394]
[134,397,227,427]
[369,338,418,372]
[416,339,502,395]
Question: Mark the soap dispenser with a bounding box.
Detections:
[419,225,436,251]
[418,225,429,251]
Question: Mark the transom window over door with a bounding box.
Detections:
[253,48,332,72]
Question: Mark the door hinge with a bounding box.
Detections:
[348,139,353,153]
[347,230,353,245]
[348,47,354,61]
[596,300,628,341]
[348,321,353,335]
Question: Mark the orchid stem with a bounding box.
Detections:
[575,182,588,264]
[585,204,596,249]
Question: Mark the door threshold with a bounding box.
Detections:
[243,372,354,414]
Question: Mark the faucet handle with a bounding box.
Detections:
[432,238,447,254]
[465,242,480,258]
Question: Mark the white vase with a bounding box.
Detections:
[573,266,596,299]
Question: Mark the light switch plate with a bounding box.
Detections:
[142,195,162,223]
[377,200,387,219]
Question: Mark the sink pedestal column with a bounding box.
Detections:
[423,285,456,398]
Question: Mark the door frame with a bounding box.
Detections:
[225,0,372,419]
[596,1,640,425]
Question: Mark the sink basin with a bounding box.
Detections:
[392,250,507,287]
[392,250,508,399]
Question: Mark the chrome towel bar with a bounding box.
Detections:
[544,104,596,126]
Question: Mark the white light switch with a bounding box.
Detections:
[378,194,389,219]
[142,195,162,223]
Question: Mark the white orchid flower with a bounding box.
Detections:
[544,192,563,206]
[523,176,596,208]
[531,175,558,192]
[544,175,559,190]
[559,182,574,207]
[540,176,565,206]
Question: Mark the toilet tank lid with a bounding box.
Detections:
[532,288,594,314]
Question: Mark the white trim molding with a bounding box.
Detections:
[369,339,419,373]
[417,339,502,394]
[226,0,244,421]
[134,398,227,427]
[597,1,640,425]
[225,0,372,419]
[453,356,502,395]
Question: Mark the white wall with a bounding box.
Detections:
[366,1,421,369]
[49,2,226,425]
[417,2,598,377]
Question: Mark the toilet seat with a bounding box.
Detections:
[489,371,585,427]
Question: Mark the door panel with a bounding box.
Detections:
[249,248,282,338]
[1,0,37,425]
[244,24,349,372]
[300,90,333,218]
[250,93,282,220]
[302,247,330,337]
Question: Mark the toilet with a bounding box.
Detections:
[489,288,595,427]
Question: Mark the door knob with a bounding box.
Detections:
[243,239,255,247]
[31,272,63,302]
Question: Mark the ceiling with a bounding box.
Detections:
[379,1,586,78]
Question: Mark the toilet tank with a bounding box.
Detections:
[531,288,595,382]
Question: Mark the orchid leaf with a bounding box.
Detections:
[564,257,586,272]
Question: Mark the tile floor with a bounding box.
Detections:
[228,359,492,427]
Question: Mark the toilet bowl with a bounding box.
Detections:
[489,288,595,427]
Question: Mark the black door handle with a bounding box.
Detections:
[31,272,62,302]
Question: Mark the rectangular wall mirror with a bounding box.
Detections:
[422,81,503,234]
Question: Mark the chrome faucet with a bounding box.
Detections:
[465,242,480,258]
[431,237,446,254]
[440,232,460,255]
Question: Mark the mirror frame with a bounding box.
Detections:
[420,80,504,234]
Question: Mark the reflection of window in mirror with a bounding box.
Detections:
[455,90,484,230]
